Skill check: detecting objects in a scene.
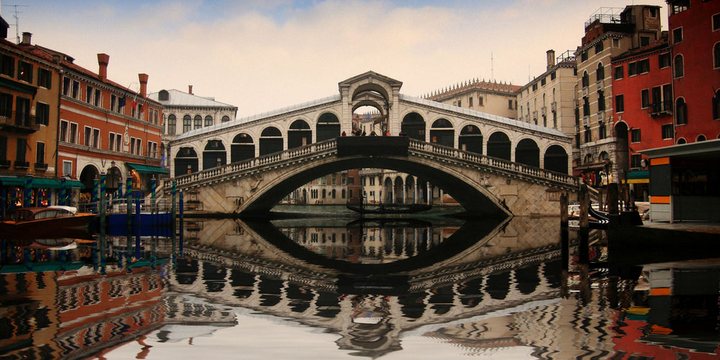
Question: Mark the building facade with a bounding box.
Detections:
[148,86,237,171]
[517,49,578,138]
[425,79,520,120]
[575,5,663,187]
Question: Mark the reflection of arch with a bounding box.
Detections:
[316,113,340,141]
[515,139,539,168]
[544,145,568,174]
[174,147,198,176]
[288,119,312,149]
[203,139,226,170]
[231,133,255,162]
[487,132,511,160]
[429,118,453,147]
[459,125,482,154]
[486,271,511,300]
[401,112,426,141]
[260,126,283,155]
[515,264,540,295]
[79,165,99,193]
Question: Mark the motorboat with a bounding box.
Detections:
[346,203,432,215]
[0,205,96,240]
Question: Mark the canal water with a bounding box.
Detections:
[1,206,719,359]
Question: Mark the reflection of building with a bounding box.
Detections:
[148,87,238,175]
[574,5,663,186]
[0,23,81,214]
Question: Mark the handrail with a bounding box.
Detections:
[165,137,578,191]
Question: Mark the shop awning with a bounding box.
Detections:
[127,163,169,175]
[624,169,649,184]
[0,177,84,188]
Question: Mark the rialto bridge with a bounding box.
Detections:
[166,71,577,217]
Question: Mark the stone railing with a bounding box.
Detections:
[408,139,578,188]
[166,139,337,191]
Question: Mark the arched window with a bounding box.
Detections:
[674,54,684,78]
[194,115,202,129]
[221,115,230,123]
[676,98,688,125]
[204,115,213,127]
[596,62,605,81]
[714,43,720,69]
[182,115,191,132]
[582,71,589,88]
[697,134,706,142]
[167,114,176,135]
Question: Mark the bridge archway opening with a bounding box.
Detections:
[515,138,540,168]
[316,113,340,141]
[203,140,227,170]
[544,145,569,174]
[430,118,454,147]
[487,131,511,161]
[260,126,283,155]
[353,105,384,135]
[231,133,255,162]
[174,147,198,176]
[459,125,483,154]
[288,120,312,149]
[401,112,426,141]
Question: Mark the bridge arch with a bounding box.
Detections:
[458,124,483,154]
[487,131,511,161]
[231,133,255,162]
[316,112,340,141]
[203,139,227,170]
[174,146,199,176]
[515,138,540,168]
[288,119,312,149]
[430,118,454,147]
[543,144,569,174]
[401,112,426,141]
[260,126,283,155]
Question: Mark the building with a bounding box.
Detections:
[0,26,75,216]
[575,5,663,187]
[425,79,520,119]
[611,35,672,201]
[517,49,578,138]
[148,86,238,170]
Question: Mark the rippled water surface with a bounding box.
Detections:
[1,210,719,359]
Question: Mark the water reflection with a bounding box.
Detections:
[1,215,719,359]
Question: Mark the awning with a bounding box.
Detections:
[623,169,649,184]
[127,163,169,175]
[0,77,38,95]
[0,177,84,188]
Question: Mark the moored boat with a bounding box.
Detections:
[346,203,432,215]
[0,206,96,240]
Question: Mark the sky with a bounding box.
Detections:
[6,0,668,117]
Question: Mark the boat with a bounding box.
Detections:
[346,203,432,215]
[0,205,96,240]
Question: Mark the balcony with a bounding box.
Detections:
[13,160,29,170]
[0,159,9,169]
[0,112,39,134]
[34,162,48,172]
[650,100,673,117]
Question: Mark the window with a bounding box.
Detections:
[69,122,78,144]
[583,97,590,116]
[582,71,589,88]
[714,90,720,120]
[71,80,79,99]
[628,62,637,76]
[674,54,684,78]
[599,122,606,139]
[204,115,213,127]
[17,61,32,82]
[38,68,51,88]
[598,90,605,111]
[0,93,10,117]
[631,129,641,143]
[109,133,122,152]
[673,27,683,43]
[584,128,592,143]
[15,138,26,163]
[615,94,625,112]
[62,160,72,177]
[167,114,176,135]
[714,13,720,31]
[662,124,674,139]
[194,115,202,129]
[637,59,650,74]
[457,100,461,107]
[614,66,624,80]
[62,77,70,96]
[651,86,662,113]
[640,36,650,47]
[148,142,158,158]
[581,51,588,62]
[715,43,720,69]
[221,115,230,122]
[676,98,688,125]
[551,71,556,80]
[94,89,101,107]
[595,41,603,54]
[0,54,14,76]
[641,89,650,108]
[35,102,49,126]
[86,86,93,104]
[92,128,100,149]
[60,120,68,142]
[596,63,605,81]
[36,142,45,166]
[468,96,473,107]
[15,97,30,127]
[659,53,671,68]
[0,136,6,162]
[613,38,620,48]
[508,99,514,110]
[183,115,191,132]
[541,77,546,86]
[631,154,643,168]
[84,126,92,146]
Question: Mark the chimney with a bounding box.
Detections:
[97,53,109,80]
[21,32,31,45]
[138,73,148,97]
[546,49,555,70]
[188,85,193,95]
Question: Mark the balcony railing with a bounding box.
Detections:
[34,162,48,172]
[13,160,29,169]
[0,112,38,133]
[650,100,673,117]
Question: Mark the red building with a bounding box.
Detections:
[612,36,673,201]
[667,0,720,142]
